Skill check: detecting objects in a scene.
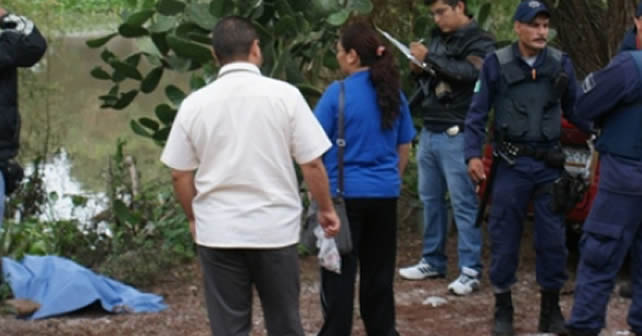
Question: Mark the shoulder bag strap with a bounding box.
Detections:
[337,81,346,197]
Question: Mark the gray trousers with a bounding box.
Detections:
[198,244,304,336]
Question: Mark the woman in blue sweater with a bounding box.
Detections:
[314,21,416,336]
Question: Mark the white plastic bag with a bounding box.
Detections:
[314,225,341,274]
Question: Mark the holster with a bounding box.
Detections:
[551,170,587,214]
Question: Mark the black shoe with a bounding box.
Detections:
[493,291,514,336]
[620,280,633,298]
[538,289,568,335]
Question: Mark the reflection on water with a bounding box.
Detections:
[20,32,188,192]
[24,149,108,224]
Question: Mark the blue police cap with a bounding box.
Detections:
[513,0,550,23]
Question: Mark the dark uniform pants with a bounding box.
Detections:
[567,189,642,334]
[488,157,568,290]
[318,198,398,336]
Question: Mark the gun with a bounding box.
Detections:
[475,126,515,227]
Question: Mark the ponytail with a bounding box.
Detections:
[340,22,401,130]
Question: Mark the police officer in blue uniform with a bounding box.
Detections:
[464,1,589,335]
[614,1,642,301]
[566,17,642,336]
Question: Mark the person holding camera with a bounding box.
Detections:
[464,2,588,335]
[0,8,47,227]
[398,0,495,297]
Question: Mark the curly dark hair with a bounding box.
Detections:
[340,22,401,130]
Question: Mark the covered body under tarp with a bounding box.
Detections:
[2,255,167,319]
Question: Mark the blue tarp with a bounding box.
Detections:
[2,255,167,319]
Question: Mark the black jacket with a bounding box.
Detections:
[416,21,495,131]
[0,13,47,161]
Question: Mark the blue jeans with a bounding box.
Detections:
[417,128,481,274]
[0,171,4,230]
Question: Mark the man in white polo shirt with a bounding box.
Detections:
[161,16,340,336]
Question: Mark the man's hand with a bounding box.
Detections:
[318,208,340,237]
[0,8,7,17]
[409,41,428,73]
[468,158,486,184]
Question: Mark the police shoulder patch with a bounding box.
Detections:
[474,80,481,93]
[582,73,596,94]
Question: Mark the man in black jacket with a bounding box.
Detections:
[0,8,47,228]
[398,0,495,296]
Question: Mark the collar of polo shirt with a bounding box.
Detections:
[217,62,261,78]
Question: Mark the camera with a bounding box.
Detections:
[434,80,453,102]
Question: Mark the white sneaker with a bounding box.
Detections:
[448,267,481,296]
[398,260,444,280]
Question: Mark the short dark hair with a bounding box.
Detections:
[424,0,465,7]
[211,16,258,64]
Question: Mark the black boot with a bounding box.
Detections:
[493,291,514,336]
[538,289,568,335]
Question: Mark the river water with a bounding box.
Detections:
[16,32,188,222]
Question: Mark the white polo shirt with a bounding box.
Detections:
[161,62,331,248]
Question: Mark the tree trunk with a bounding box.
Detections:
[542,0,638,78]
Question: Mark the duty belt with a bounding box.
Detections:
[510,143,552,160]
[501,142,565,168]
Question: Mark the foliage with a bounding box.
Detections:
[87,0,375,145]
[97,139,194,285]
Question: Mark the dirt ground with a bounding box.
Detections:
[0,212,635,336]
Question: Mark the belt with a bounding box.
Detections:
[504,142,561,160]
[502,142,566,168]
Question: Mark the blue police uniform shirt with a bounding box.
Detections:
[314,70,416,198]
[464,43,589,162]
[577,52,642,195]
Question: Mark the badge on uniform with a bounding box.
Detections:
[529,1,542,8]
[474,80,481,93]
[582,73,596,93]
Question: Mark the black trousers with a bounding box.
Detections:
[198,244,304,336]
[318,198,398,336]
